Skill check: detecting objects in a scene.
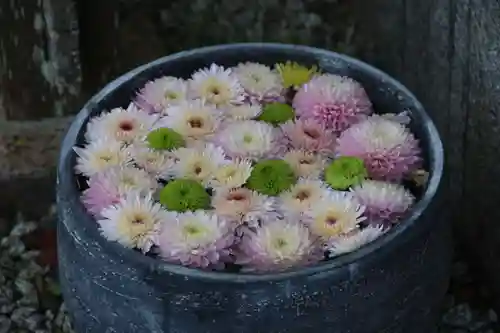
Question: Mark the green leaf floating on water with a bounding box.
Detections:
[325,156,368,190]
[159,179,210,212]
[147,127,185,150]
[257,102,295,126]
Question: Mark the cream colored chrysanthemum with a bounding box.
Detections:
[106,166,158,194]
[189,64,244,106]
[171,143,226,186]
[98,192,168,252]
[211,187,278,227]
[85,103,157,144]
[160,99,221,141]
[137,76,189,112]
[216,120,276,160]
[305,191,366,240]
[74,138,131,177]
[129,143,176,179]
[279,179,330,219]
[326,225,385,257]
[209,159,253,190]
[232,62,283,99]
[283,150,327,180]
[225,104,262,120]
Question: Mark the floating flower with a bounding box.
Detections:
[232,62,283,102]
[293,74,372,132]
[160,99,221,142]
[171,143,226,186]
[278,118,336,156]
[283,150,327,180]
[335,115,422,181]
[74,138,131,177]
[305,191,366,240]
[146,127,186,150]
[324,156,368,190]
[351,180,415,224]
[98,192,167,252]
[235,219,322,272]
[257,102,295,126]
[211,187,279,229]
[380,110,412,125]
[275,61,319,89]
[189,64,244,106]
[225,104,262,121]
[85,103,157,144]
[135,76,189,113]
[159,179,210,212]
[129,143,176,179]
[214,120,277,160]
[209,159,253,190]
[326,225,385,257]
[279,179,330,219]
[82,166,157,217]
[157,210,235,268]
[246,159,297,196]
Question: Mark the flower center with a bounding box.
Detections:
[131,214,146,224]
[183,224,201,236]
[299,158,313,165]
[294,190,310,201]
[325,215,338,226]
[194,164,203,175]
[121,176,136,186]
[243,134,253,143]
[99,154,112,162]
[119,120,134,132]
[228,192,246,201]
[188,117,204,128]
[164,90,178,100]
[303,127,320,139]
[273,237,288,249]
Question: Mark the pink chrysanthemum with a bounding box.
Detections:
[157,210,235,269]
[351,180,415,224]
[82,167,157,218]
[135,76,189,113]
[278,118,337,156]
[326,225,385,258]
[211,187,279,230]
[293,74,373,132]
[335,115,422,181]
[235,219,322,272]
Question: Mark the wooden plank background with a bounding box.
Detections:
[1,0,500,310]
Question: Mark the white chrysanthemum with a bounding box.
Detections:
[98,192,168,252]
[351,180,415,223]
[157,210,234,268]
[305,191,366,240]
[209,159,253,190]
[136,76,189,113]
[211,187,279,228]
[326,225,385,257]
[283,150,327,180]
[225,104,262,120]
[160,99,221,141]
[232,62,283,100]
[74,138,131,177]
[171,143,226,186]
[215,120,276,160]
[279,179,330,219]
[106,166,157,194]
[189,64,244,106]
[85,103,157,144]
[129,143,176,179]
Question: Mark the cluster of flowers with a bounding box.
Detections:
[74,61,425,273]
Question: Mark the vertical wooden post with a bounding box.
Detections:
[352,0,500,311]
[0,0,82,120]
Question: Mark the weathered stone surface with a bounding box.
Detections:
[0,0,82,120]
